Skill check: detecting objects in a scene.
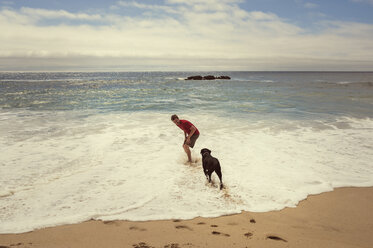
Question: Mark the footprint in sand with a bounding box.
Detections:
[163,244,180,248]
[175,225,193,231]
[244,232,253,238]
[129,226,147,231]
[132,243,154,248]
[227,222,238,226]
[210,225,218,227]
[212,231,230,237]
[8,243,25,247]
[103,221,120,226]
[266,235,288,242]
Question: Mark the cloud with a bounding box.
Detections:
[116,1,179,15]
[0,1,373,71]
[304,2,318,9]
[0,6,103,26]
[20,7,102,21]
[295,0,319,9]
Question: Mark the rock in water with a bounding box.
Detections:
[185,75,203,80]
[185,75,230,80]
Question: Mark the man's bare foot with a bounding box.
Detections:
[183,160,192,165]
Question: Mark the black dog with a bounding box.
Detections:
[200,148,223,190]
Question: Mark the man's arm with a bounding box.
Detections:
[186,126,196,144]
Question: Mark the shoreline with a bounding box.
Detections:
[1,186,372,248]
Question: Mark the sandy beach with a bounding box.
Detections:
[0,187,372,248]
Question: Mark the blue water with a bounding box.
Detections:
[1,71,372,119]
[1,71,373,233]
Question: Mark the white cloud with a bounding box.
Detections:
[295,0,319,9]
[0,7,103,25]
[20,7,102,21]
[304,2,318,9]
[116,1,179,14]
[0,1,373,71]
[248,11,278,21]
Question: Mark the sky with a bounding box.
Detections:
[1,0,373,71]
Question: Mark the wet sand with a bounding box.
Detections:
[0,187,372,248]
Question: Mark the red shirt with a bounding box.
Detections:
[177,120,200,135]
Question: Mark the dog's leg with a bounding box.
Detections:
[207,171,213,183]
[202,162,208,180]
[215,167,223,190]
[203,169,210,182]
[203,166,209,180]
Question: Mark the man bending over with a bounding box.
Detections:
[171,114,200,163]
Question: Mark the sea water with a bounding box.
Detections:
[0,71,372,233]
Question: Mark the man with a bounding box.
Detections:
[171,114,200,163]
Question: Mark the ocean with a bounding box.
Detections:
[1,71,373,233]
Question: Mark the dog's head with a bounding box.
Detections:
[200,148,211,157]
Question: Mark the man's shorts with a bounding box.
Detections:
[185,133,199,148]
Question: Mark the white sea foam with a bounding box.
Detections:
[0,111,372,233]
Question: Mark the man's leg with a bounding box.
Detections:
[183,144,192,162]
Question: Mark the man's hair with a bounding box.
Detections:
[171,114,179,121]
